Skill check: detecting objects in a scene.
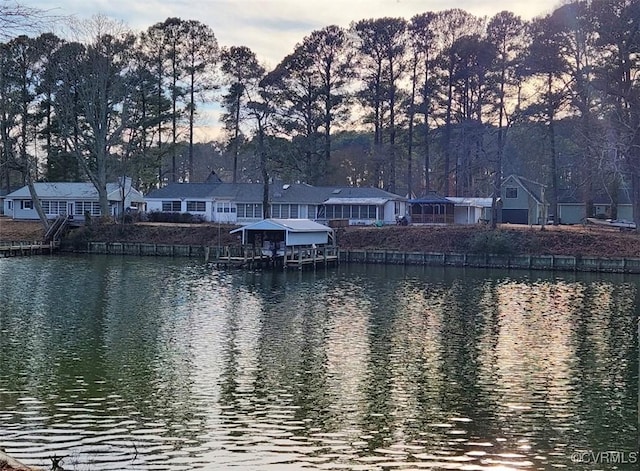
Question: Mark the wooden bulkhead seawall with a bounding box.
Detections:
[80,242,640,273]
[0,241,60,257]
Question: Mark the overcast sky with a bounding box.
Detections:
[35,0,563,67]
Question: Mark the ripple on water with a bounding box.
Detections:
[0,260,637,470]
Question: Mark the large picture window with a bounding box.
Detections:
[271,204,299,219]
[325,204,376,220]
[237,203,262,219]
[41,200,67,215]
[162,200,182,212]
[216,202,236,213]
[186,201,206,212]
[74,201,101,216]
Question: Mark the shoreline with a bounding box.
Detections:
[58,242,640,274]
[3,219,640,271]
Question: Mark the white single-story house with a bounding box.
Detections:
[3,178,145,221]
[145,180,406,226]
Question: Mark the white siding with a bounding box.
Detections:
[286,232,329,246]
[453,206,483,224]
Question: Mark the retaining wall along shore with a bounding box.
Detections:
[339,250,640,273]
[80,242,640,273]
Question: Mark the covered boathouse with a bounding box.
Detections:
[228,218,338,269]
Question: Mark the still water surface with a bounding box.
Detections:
[0,255,637,470]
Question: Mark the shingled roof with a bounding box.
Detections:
[146,182,405,204]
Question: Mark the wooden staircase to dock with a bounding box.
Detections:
[0,216,68,257]
[43,215,70,243]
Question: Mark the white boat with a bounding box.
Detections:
[586,217,636,230]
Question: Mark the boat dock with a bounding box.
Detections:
[213,245,339,270]
[0,240,60,257]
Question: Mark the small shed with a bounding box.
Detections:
[231,218,333,253]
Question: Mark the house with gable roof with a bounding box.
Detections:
[556,187,633,224]
[500,174,547,225]
[3,178,145,221]
[144,179,406,225]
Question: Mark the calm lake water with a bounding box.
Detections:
[0,255,638,470]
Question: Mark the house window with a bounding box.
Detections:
[216,201,236,213]
[41,200,67,215]
[162,200,182,212]
[326,204,376,220]
[186,201,206,212]
[21,200,33,210]
[236,203,262,218]
[7,201,12,210]
[307,205,317,219]
[74,201,101,216]
[505,187,518,198]
[271,204,299,219]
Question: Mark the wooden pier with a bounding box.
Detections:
[214,245,339,270]
[0,240,60,257]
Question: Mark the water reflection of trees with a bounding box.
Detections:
[6,258,635,469]
[214,265,638,468]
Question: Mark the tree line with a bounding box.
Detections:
[0,0,638,228]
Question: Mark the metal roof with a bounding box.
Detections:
[447,197,494,208]
[146,182,405,204]
[323,197,391,205]
[145,183,220,199]
[408,192,453,204]
[231,218,332,234]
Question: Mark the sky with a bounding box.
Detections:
[34,0,563,68]
[27,0,563,141]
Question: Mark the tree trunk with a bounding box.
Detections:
[26,174,49,231]
[548,74,558,226]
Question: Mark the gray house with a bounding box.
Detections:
[500,175,547,225]
[3,179,145,221]
[145,181,406,225]
[557,188,634,224]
